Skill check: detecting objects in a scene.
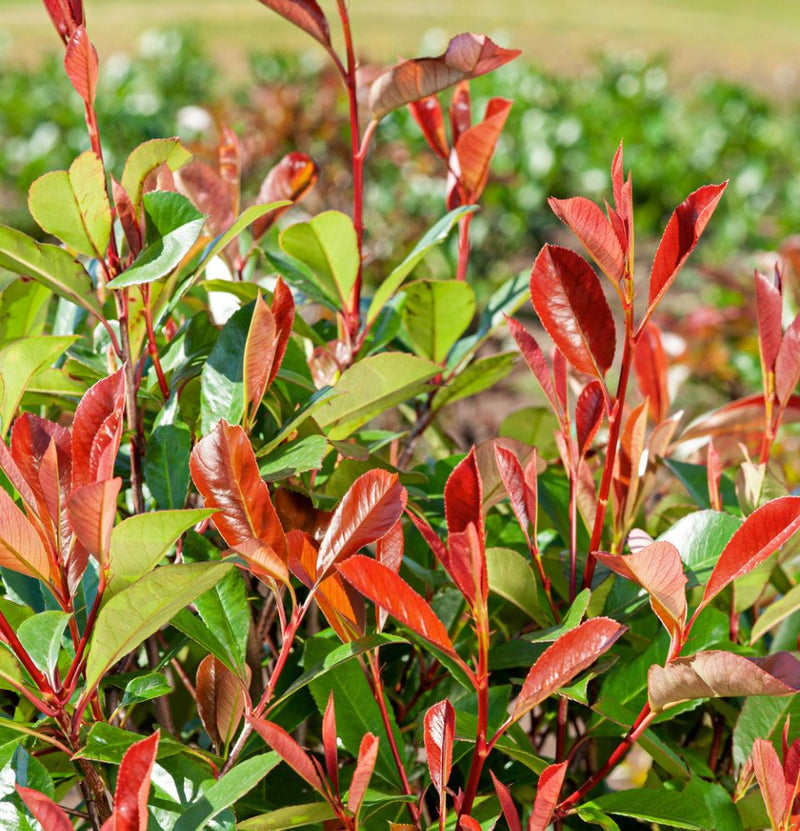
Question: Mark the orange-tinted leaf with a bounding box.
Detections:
[111,731,159,831]
[175,160,233,237]
[66,478,121,565]
[648,650,800,713]
[494,444,533,548]
[548,196,626,283]
[448,522,486,610]
[755,269,783,376]
[633,323,669,424]
[449,81,471,143]
[190,421,287,579]
[454,97,512,199]
[409,96,449,160]
[42,0,82,44]
[196,655,249,751]
[348,733,379,815]
[243,293,277,424]
[752,738,787,829]
[595,542,686,644]
[0,486,51,582]
[252,153,318,239]
[64,25,98,105]
[268,277,295,389]
[71,368,126,490]
[322,691,339,795]
[776,313,800,407]
[337,555,458,657]
[376,520,404,631]
[369,33,520,119]
[255,0,331,48]
[610,142,633,249]
[700,496,800,610]
[459,817,482,831]
[613,401,648,523]
[513,617,625,719]
[707,440,722,512]
[529,245,616,379]
[647,182,728,313]
[445,448,483,544]
[424,699,455,798]
[490,771,522,831]
[576,380,605,458]
[528,761,568,831]
[16,786,73,831]
[505,316,561,418]
[316,470,407,581]
[248,716,326,794]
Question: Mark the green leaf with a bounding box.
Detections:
[200,301,251,434]
[257,386,338,457]
[107,192,205,288]
[85,561,232,691]
[529,589,591,642]
[732,693,800,768]
[401,279,475,362]
[0,226,103,319]
[581,789,711,829]
[259,435,329,482]
[279,211,358,307]
[432,352,516,412]
[262,249,337,309]
[172,753,279,831]
[486,546,549,625]
[0,279,52,348]
[106,508,214,599]
[664,458,738,511]
[238,803,337,830]
[121,138,193,211]
[27,151,112,257]
[76,723,184,764]
[315,352,439,440]
[16,611,70,680]
[144,394,192,509]
[119,671,173,707]
[0,335,77,436]
[750,581,800,644]
[683,778,743,831]
[366,205,477,326]
[575,805,621,830]
[171,608,239,675]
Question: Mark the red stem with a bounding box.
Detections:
[456,212,473,281]
[0,611,53,696]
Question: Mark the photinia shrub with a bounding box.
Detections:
[1,1,800,829]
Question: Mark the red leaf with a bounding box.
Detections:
[548,196,626,283]
[337,555,458,657]
[448,81,471,144]
[175,160,233,237]
[376,520,404,631]
[445,448,483,542]
[111,732,159,831]
[553,347,568,413]
[595,542,687,644]
[707,440,722,513]
[369,33,520,119]
[776,312,800,407]
[648,650,800,712]
[217,124,241,214]
[243,293,277,424]
[647,182,728,313]
[613,401,648,524]
[190,421,288,583]
[459,817,482,831]
[42,0,82,44]
[528,761,568,831]
[523,452,540,534]
[424,699,455,798]
[248,716,326,794]
[409,96,449,160]
[505,316,561,418]
[66,478,121,565]
[316,469,407,580]
[529,245,616,378]
[633,322,670,424]
[254,0,331,48]
[755,269,783,376]
[322,691,339,795]
[268,277,295,389]
[252,153,319,239]
[610,142,633,248]
[513,617,625,719]
[0,486,51,582]
[71,368,126,491]
[752,738,788,829]
[447,522,486,609]
[700,496,800,610]
[64,25,98,105]
[454,97,512,200]
[494,444,533,548]
[575,380,605,458]
[112,178,143,257]
[490,771,522,831]
[196,655,249,751]
[348,733,379,814]
[16,786,73,831]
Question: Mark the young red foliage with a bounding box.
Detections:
[376,520,404,631]
[575,380,605,458]
[776,314,800,407]
[196,655,248,752]
[248,716,327,795]
[64,25,98,105]
[103,731,160,831]
[252,153,319,239]
[255,0,331,48]
[66,477,121,565]
[505,316,562,420]
[409,97,449,160]
[753,738,788,829]
[755,269,783,376]
[707,440,723,512]
[424,699,455,799]
[16,786,73,831]
[610,142,633,251]
[633,322,670,424]
[494,445,534,548]
[322,691,339,795]
[0,486,51,582]
[489,771,522,831]
[528,761,569,831]
[347,733,379,814]
[42,0,83,43]
[529,245,616,379]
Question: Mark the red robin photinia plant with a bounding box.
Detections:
[1,0,800,828]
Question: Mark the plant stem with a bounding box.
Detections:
[456,213,473,282]
[0,610,52,695]
[141,284,170,399]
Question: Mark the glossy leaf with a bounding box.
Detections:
[752,738,786,829]
[548,196,625,283]
[248,716,326,794]
[581,789,710,829]
[85,561,232,691]
[315,353,439,440]
[120,138,193,213]
[28,151,111,258]
[506,316,560,417]
[487,547,548,625]
[196,655,248,751]
[647,182,728,313]
[255,0,331,48]
[144,395,192,509]
[529,244,616,378]
[401,279,475,362]
[529,761,568,831]
[699,496,800,610]
[347,733,379,815]
[16,786,73,831]
[432,352,516,413]
[316,469,407,580]
[369,33,520,119]
[338,555,459,657]
[108,732,160,831]
[776,314,800,406]
[750,581,800,644]
[513,617,625,719]
[409,96,449,160]
[424,699,455,798]
[648,650,800,712]
[576,380,605,458]
[0,485,51,581]
[17,610,70,680]
[66,477,121,564]
[237,803,336,830]
[453,97,512,199]
[252,153,318,239]
[633,323,669,424]
[64,25,98,105]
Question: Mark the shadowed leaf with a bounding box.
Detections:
[576,380,605,458]
[196,655,249,751]
[253,153,318,239]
